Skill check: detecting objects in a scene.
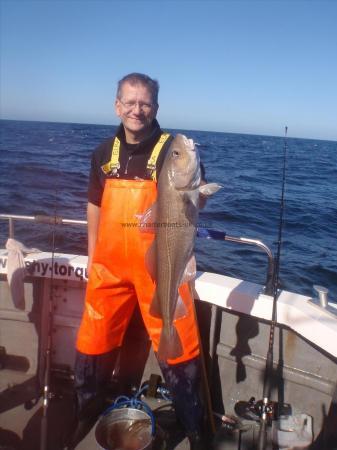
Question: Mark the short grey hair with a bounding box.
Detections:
[117,73,159,105]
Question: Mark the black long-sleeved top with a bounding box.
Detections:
[88,120,205,206]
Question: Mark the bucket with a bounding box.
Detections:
[95,407,153,450]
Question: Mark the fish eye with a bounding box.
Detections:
[172,149,180,157]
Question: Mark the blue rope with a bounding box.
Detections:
[135,384,149,398]
[100,381,172,437]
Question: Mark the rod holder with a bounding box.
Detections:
[313,285,329,308]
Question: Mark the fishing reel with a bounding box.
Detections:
[234,397,292,423]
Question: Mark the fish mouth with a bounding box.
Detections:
[181,135,195,151]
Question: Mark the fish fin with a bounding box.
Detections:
[145,242,156,281]
[199,182,222,196]
[181,254,197,283]
[136,202,158,233]
[157,324,183,361]
[149,291,161,318]
[173,294,188,319]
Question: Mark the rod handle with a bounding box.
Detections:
[40,414,48,450]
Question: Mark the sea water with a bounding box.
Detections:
[0,120,336,301]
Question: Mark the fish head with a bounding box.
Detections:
[166,134,201,190]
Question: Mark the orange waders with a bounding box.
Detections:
[76,178,200,365]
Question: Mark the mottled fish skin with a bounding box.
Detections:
[150,134,201,361]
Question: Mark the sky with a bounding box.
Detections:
[1,0,336,140]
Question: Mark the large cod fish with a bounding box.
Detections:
[144,134,221,361]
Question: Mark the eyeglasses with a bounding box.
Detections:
[118,99,154,113]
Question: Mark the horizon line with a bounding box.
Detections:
[0,117,336,143]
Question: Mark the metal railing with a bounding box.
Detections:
[196,228,274,295]
[0,213,275,294]
[0,214,86,238]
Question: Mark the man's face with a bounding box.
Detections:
[115,82,158,136]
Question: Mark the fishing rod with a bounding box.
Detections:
[40,193,59,450]
[257,126,288,450]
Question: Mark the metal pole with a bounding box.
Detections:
[9,218,14,239]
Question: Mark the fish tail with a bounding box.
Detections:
[157,324,183,361]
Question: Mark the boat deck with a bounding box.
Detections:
[1,250,337,449]
[0,369,265,450]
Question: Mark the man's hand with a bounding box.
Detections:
[87,202,101,276]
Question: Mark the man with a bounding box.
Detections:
[66,73,207,450]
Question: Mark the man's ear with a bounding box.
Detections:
[115,99,122,118]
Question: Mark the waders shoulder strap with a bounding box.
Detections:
[101,137,121,175]
[146,133,171,181]
[101,133,170,179]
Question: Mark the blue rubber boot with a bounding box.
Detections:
[159,357,208,449]
[62,349,118,449]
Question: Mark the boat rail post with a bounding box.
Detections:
[196,228,275,296]
[9,218,14,239]
[224,235,274,295]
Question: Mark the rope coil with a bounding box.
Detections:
[102,391,156,436]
